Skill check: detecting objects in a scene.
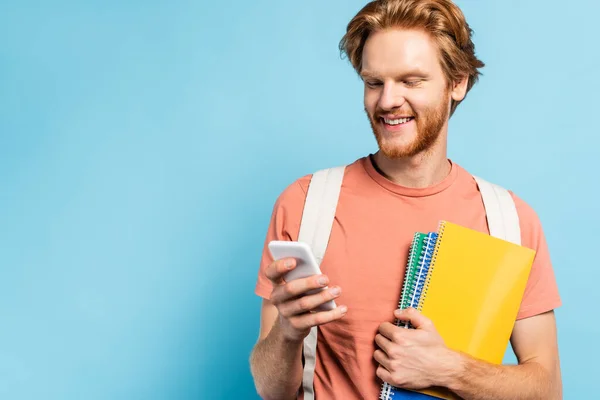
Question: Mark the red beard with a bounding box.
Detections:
[366,92,450,159]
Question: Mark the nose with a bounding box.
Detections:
[378,81,406,111]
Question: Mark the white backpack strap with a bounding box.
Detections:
[473,175,521,245]
[298,166,345,263]
[297,166,345,400]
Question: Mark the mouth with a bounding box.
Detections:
[379,116,416,133]
[380,116,415,126]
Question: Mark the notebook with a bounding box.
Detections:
[399,232,438,327]
[380,233,440,400]
[398,233,427,321]
[380,221,536,400]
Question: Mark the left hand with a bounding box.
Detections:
[374,307,457,389]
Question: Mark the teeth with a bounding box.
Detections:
[384,117,412,125]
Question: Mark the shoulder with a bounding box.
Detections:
[508,190,546,250]
[477,173,545,248]
[271,173,311,216]
[273,158,365,208]
[457,164,546,248]
[509,190,541,225]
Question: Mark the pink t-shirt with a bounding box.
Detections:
[255,156,561,400]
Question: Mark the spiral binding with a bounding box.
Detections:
[380,381,393,400]
[379,232,439,400]
[381,233,420,400]
[417,221,446,311]
[396,232,421,320]
[401,232,437,328]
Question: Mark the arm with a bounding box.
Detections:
[443,310,562,400]
[375,308,562,400]
[250,299,304,400]
[249,258,347,400]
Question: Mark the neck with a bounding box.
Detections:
[372,139,450,188]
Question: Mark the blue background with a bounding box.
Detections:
[0,0,597,399]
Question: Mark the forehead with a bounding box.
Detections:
[361,28,442,76]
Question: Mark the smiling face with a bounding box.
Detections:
[361,28,466,159]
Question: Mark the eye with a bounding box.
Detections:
[366,81,383,88]
[404,80,422,87]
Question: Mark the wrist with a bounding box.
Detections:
[436,348,467,391]
[272,316,307,347]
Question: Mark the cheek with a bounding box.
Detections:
[364,91,379,113]
[407,90,441,114]
[406,93,429,110]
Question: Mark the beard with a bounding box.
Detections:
[366,91,450,159]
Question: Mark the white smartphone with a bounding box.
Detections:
[268,240,336,311]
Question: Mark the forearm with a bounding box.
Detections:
[250,318,304,400]
[441,351,559,400]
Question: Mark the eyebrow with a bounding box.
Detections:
[360,69,429,80]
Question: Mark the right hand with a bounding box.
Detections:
[266,257,347,343]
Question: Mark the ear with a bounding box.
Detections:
[450,76,469,102]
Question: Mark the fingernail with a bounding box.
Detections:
[284,259,294,269]
[330,287,340,296]
[340,305,348,314]
[318,276,328,286]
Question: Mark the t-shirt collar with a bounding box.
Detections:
[363,154,458,197]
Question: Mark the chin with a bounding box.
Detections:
[379,147,415,159]
[376,136,421,159]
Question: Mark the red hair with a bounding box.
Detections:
[339,0,485,115]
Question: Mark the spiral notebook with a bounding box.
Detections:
[379,221,536,400]
[380,232,439,400]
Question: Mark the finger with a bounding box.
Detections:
[265,258,296,284]
[378,322,402,341]
[376,365,393,385]
[278,286,342,317]
[374,333,393,355]
[378,322,412,345]
[394,307,434,331]
[270,274,329,305]
[373,349,392,371]
[288,304,348,330]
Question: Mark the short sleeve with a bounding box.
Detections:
[254,178,309,299]
[511,192,562,320]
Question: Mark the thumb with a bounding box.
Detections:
[394,308,434,331]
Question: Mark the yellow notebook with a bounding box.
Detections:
[416,221,536,400]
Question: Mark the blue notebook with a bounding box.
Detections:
[379,233,440,400]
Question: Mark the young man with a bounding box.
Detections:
[250,1,562,399]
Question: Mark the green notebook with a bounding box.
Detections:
[381,232,440,400]
[395,232,439,324]
[397,233,426,317]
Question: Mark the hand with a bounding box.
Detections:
[266,257,347,343]
[374,308,458,390]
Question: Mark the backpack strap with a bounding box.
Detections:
[297,166,345,400]
[473,175,521,245]
[298,166,346,263]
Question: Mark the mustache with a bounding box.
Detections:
[375,110,416,119]
[365,107,417,119]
